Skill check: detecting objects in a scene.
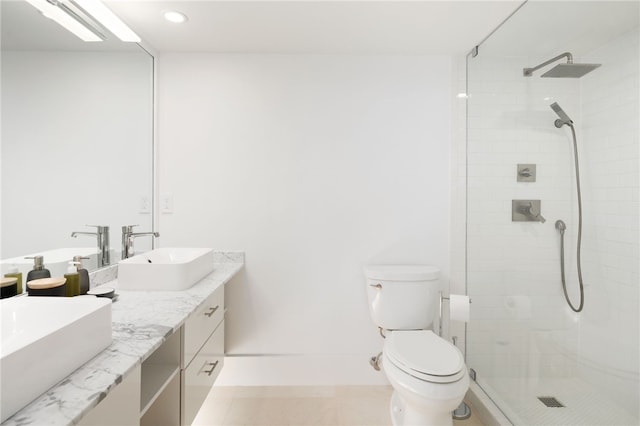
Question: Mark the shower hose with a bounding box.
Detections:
[556,124,585,312]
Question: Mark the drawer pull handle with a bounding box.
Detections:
[202,360,219,376]
[204,306,219,317]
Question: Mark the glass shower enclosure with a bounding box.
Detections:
[465,1,639,425]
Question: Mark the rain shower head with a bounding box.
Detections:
[550,102,573,128]
[541,63,601,78]
[523,52,600,78]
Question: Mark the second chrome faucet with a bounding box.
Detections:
[122,225,160,259]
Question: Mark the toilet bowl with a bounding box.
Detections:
[383,330,469,426]
[364,264,470,426]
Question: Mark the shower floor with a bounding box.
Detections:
[478,377,638,426]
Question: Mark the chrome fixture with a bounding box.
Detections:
[517,164,536,182]
[523,52,600,78]
[446,313,472,421]
[551,102,573,128]
[453,402,472,420]
[70,225,110,267]
[551,103,585,312]
[369,352,382,371]
[121,225,159,259]
[512,200,546,223]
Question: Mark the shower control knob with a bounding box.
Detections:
[517,164,536,182]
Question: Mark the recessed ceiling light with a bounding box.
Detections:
[164,11,188,23]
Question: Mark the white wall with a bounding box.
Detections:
[157,53,452,384]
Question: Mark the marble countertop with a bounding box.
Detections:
[2,251,244,426]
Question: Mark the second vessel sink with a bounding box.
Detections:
[0,296,112,422]
[117,248,214,291]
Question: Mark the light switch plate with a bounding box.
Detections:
[139,195,151,214]
[161,193,173,214]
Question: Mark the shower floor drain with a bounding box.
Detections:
[538,396,565,408]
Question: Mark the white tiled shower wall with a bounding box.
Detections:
[577,28,639,412]
[464,27,638,417]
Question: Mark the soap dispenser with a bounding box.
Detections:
[64,262,81,297]
[73,256,90,295]
[4,265,23,294]
[25,256,51,283]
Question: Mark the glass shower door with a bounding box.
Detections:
[465,2,639,425]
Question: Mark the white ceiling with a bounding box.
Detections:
[5,1,637,57]
[479,1,640,58]
[104,1,524,54]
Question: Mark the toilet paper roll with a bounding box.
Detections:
[449,294,470,322]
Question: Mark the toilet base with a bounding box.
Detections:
[389,391,453,426]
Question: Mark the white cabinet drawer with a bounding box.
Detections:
[182,321,224,426]
[183,285,224,367]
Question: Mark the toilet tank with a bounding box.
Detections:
[364,265,441,330]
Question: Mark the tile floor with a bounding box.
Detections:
[193,386,485,426]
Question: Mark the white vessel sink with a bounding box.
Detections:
[0,296,112,422]
[117,248,214,291]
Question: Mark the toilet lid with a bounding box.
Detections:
[384,330,465,383]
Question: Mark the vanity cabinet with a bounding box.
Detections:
[2,257,243,426]
[181,285,225,426]
[80,285,226,426]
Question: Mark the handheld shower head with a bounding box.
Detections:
[550,102,573,128]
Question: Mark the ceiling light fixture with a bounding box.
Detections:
[24,0,103,41]
[163,11,188,24]
[69,0,140,42]
[24,0,140,43]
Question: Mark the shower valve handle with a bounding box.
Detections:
[518,168,532,177]
[525,202,546,223]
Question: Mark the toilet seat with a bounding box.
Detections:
[384,330,465,384]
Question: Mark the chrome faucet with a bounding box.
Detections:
[122,225,160,259]
[70,225,110,267]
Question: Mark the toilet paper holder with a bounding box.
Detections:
[438,291,471,338]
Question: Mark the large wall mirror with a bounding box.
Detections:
[1,0,154,275]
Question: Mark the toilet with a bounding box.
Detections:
[364,265,469,426]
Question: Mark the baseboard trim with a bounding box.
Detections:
[216,354,390,386]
